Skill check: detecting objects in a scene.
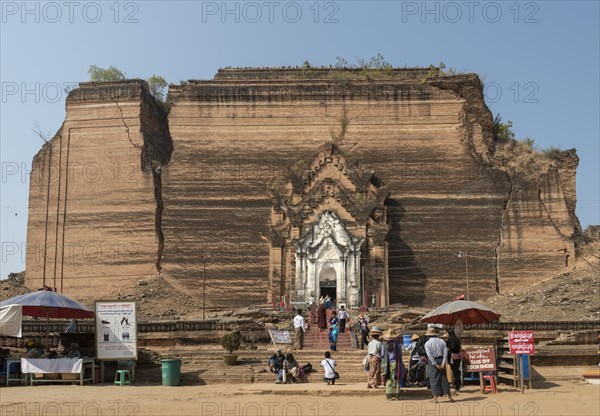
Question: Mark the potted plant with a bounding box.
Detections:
[220,331,242,366]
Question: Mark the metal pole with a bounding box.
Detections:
[519,354,525,394]
[361,266,364,306]
[465,249,469,301]
[203,258,206,321]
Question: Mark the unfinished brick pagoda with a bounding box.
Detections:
[24,68,581,308]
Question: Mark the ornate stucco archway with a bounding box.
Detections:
[266,143,390,308]
[294,210,364,306]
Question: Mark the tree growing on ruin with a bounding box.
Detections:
[87,65,168,107]
[88,65,126,81]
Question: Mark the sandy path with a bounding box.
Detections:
[1,381,598,416]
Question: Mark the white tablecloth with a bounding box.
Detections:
[21,358,82,374]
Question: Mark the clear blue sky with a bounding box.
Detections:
[1,1,599,277]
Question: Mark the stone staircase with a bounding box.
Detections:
[303,307,355,350]
[134,308,375,385]
[137,346,377,385]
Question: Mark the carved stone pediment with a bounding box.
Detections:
[269,143,390,231]
[294,210,364,259]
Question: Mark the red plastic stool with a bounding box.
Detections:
[483,375,497,394]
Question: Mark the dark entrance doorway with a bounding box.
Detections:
[320,284,336,305]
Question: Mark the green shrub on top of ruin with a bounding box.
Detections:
[87,65,169,110]
[493,114,516,142]
[88,65,126,81]
[330,53,393,84]
[541,146,563,160]
[491,113,565,178]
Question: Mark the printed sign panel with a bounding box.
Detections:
[268,329,293,345]
[510,343,535,355]
[464,346,497,372]
[508,330,535,355]
[508,330,534,343]
[95,301,137,360]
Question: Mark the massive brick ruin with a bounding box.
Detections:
[24,68,581,308]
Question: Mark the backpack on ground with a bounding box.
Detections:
[302,363,313,373]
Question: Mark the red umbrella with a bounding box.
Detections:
[421,299,500,326]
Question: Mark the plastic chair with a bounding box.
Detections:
[483,375,497,393]
[0,361,20,385]
[114,370,131,386]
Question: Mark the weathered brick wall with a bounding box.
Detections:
[162,69,577,307]
[25,70,579,308]
[25,80,168,296]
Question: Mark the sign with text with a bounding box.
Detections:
[508,330,535,355]
[268,329,293,346]
[95,301,137,360]
[464,346,497,372]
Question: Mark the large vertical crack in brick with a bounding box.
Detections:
[139,86,172,273]
[153,167,165,271]
[495,176,513,294]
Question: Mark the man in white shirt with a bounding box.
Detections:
[338,306,349,333]
[424,327,453,403]
[293,309,305,350]
[320,351,337,385]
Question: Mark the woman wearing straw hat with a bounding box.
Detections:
[424,327,454,403]
[381,329,404,400]
[366,326,383,388]
[407,333,425,385]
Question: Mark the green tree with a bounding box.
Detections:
[87,65,169,107]
[148,75,168,103]
[88,65,126,81]
[493,114,515,142]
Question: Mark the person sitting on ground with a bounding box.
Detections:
[66,343,81,359]
[276,353,300,384]
[269,349,286,374]
[321,351,337,385]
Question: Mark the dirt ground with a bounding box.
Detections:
[1,380,598,416]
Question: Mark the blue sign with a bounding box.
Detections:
[403,334,412,349]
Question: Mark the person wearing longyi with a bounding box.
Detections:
[424,327,454,403]
[366,326,383,388]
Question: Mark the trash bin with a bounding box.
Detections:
[161,359,181,386]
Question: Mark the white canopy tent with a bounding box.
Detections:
[0,304,23,337]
